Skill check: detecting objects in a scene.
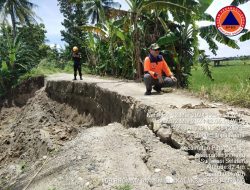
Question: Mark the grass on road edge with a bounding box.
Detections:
[189,60,250,108]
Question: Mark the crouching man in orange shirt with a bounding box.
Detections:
[144,43,177,95]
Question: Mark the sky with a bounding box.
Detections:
[30,0,64,49]
[201,0,250,57]
[30,0,250,57]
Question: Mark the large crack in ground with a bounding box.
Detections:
[0,75,250,190]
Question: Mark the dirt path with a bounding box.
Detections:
[0,73,250,190]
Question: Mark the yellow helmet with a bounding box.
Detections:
[73,46,78,52]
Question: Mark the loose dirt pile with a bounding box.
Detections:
[0,88,94,188]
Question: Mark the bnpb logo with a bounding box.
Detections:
[216,6,246,36]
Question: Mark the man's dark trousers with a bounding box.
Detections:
[144,73,176,91]
[74,63,82,79]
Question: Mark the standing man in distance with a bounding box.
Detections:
[144,43,177,95]
[72,46,82,80]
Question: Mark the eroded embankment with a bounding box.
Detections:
[45,79,250,188]
[1,79,154,189]
[0,76,44,108]
[45,80,151,127]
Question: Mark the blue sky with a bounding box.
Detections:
[31,0,64,48]
[31,0,250,57]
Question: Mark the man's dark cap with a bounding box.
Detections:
[150,43,160,50]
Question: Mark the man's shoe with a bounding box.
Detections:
[73,77,77,80]
[80,77,83,80]
[161,88,174,93]
[153,86,161,93]
[144,91,151,95]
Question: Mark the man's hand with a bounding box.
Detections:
[170,75,177,82]
[158,76,164,83]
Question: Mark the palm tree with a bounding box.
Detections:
[83,0,121,24]
[0,0,37,37]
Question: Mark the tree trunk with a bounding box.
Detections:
[175,62,181,88]
[0,76,6,92]
[109,39,115,75]
[134,15,142,81]
[10,5,16,38]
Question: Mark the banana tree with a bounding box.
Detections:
[157,14,199,86]
[159,0,239,86]
[85,33,99,73]
[240,31,250,41]
[195,0,250,55]
[81,19,127,75]
[0,25,35,92]
[146,0,214,86]
[231,0,250,6]
[231,0,250,42]
[125,0,188,80]
[0,61,9,93]
[198,0,240,55]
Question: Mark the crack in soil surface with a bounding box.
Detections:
[0,74,250,190]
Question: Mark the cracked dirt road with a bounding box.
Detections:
[0,73,250,190]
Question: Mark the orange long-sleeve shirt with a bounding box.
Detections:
[144,54,172,79]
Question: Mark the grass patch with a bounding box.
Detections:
[18,58,91,83]
[48,188,57,190]
[189,60,250,108]
[114,184,133,190]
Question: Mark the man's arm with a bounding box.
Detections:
[162,58,177,82]
[72,53,81,58]
[162,58,173,77]
[144,57,157,77]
